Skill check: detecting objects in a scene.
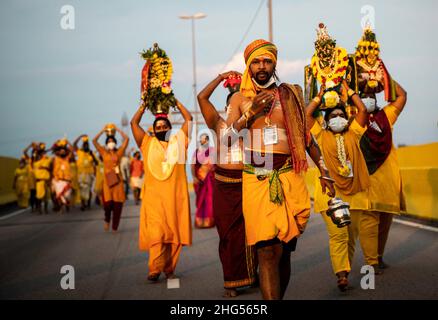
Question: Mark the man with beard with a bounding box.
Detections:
[74,134,98,211]
[359,81,407,272]
[225,39,335,300]
[131,99,192,281]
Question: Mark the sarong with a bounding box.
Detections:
[194,170,215,228]
[213,166,257,289]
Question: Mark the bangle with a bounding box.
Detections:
[312,96,321,105]
[347,89,356,98]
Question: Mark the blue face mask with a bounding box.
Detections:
[362,97,377,113]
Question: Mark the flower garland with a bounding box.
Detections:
[335,133,351,177]
[354,27,385,91]
[140,43,176,115]
[311,47,349,89]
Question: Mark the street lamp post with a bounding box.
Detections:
[179,13,207,130]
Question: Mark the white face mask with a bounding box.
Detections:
[106,142,116,150]
[252,75,276,89]
[328,116,348,133]
[362,97,377,113]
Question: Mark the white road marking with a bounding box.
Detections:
[393,218,438,233]
[167,278,180,289]
[0,208,29,221]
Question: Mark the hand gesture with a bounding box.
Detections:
[251,91,275,115]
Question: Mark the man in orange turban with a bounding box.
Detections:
[225,39,336,300]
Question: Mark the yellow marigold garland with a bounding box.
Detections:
[140,43,176,114]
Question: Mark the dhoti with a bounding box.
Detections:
[52,179,72,204]
[78,172,94,201]
[242,153,311,247]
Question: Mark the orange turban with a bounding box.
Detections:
[240,39,278,98]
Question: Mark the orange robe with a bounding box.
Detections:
[139,130,192,251]
[96,145,126,203]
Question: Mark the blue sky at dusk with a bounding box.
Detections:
[0,0,437,158]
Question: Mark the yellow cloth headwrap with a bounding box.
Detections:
[240,39,278,98]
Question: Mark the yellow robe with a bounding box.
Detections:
[312,119,370,213]
[33,156,52,200]
[368,105,405,214]
[15,166,30,208]
[53,157,72,181]
[77,150,95,175]
[94,159,104,195]
[139,130,192,251]
[77,150,95,201]
[311,118,370,275]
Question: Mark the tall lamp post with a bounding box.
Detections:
[179,13,207,130]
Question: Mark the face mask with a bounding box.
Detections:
[107,142,116,150]
[252,75,276,89]
[362,97,377,113]
[328,116,348,133]
[155,131,169,142]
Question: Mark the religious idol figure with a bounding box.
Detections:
[353,26,396,102]
[140,43,176,115]
[307,23,350,110]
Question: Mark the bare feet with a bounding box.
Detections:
[148,273,160,281]
[223,289,238,298]
[104,222,110,232]
[336,271,349,292]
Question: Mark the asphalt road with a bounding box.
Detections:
[1,193,437,300]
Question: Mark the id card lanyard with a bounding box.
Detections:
[263,89,279,146]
